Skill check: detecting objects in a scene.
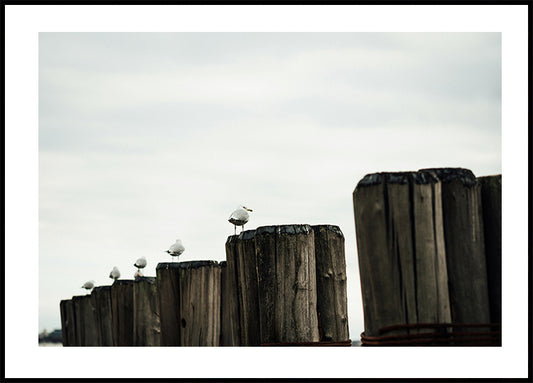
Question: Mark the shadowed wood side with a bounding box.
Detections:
[133,277,161,346]
[478,175,502,325]
[178,261,222,346]
[420,168,490,326]
[60,299,77,346]
[236,230,260,346]
[111,280,134,346]
[354,176,404,337]
[354,172,452,337]
[221,237,241,346]
[312,225,350,342]
[255,225,319,344]
[73,294,100,346]
[156,263,181,346]
[91,286,114,346]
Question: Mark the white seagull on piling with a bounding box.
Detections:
[109,266,120,281]
[228,205,253,234]
[81,280,95,291]
[166,239,185,262]
[134,256,147,271]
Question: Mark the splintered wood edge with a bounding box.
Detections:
[156,260,222,270]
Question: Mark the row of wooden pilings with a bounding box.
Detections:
[353,168,501,345]
[60,224,350,346]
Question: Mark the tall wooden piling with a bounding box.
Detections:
[420,168,490,325]
[72,294,100,346]
[312,225,350,342]
[133,277,161,346]
[59,299,77,346]
[353,172,451,337]
[91,286,114,346]
[255,225,319,344]
[178,261,222,346]
[478,175,502,325]
[235,230,261,346]
[156,263,181,346]
[221,237,241,346]
[111,280,134,346]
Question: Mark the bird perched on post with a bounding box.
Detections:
[134,257,147,271]
[166,239,185,262]
[81,280,95,291]
[228,205,253,234]
[109,266,120,281]
[133,257,146,280]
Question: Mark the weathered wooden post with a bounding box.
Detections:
[235,230,261,346]
[59,299,77,346]
[312,225,350,342]
[420,168,490,325]
[111,280,134,346]
[156,263,181,346]
[478,174,502,325]
[178,261,222,346]
[91,286,114,346]
[221,237,241,346]
[220,261,230,345]
[72,294,100,346]
[353,172,451,337]
[133,276,161,346]
[255,225,319,344]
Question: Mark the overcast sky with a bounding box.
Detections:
[39,32,501,337]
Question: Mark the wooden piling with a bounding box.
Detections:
[353,172,451,337]
[111,280,134,346]
[420,168,490,325]
[235,230,261,346]
[59,299,77,346]
[72,294,100,346]
[156,263,181,346]
[178,261,222,346]
[255,225,319,344]
[312,225,350,342]
[478,175,502,325]
[91,286,114,346]
[221,237,241,346]
[133,277,161,346]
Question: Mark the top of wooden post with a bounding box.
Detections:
[355,171,440,189]
[112,279,135,286]
[255,224,313,235]
[238,229,256,240]
[226,235,239,244]
[156,260,221,271]
[226,230,256,244]
[311,224,344,237]
[72,295,89,301]
[419,167,477,186]
[134,276,156,284]
[478,174,502,185]
[92,286,111,293]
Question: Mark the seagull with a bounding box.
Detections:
[81,280,95,291]
[109,266,120,281]
[228,205,253,234]
[166,239,185,262]
[134,256,147,271]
